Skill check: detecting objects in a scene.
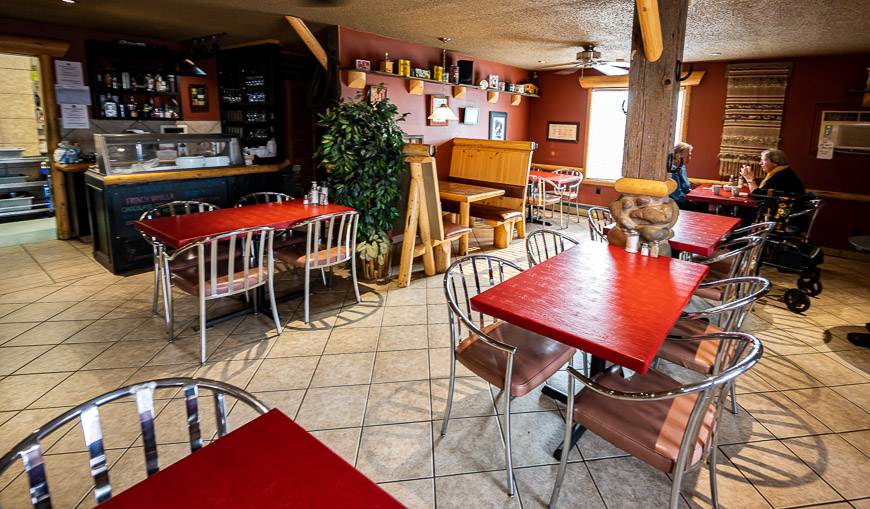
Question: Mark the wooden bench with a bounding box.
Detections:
[447,138,537,248]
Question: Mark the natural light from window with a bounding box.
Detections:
[585,89,685,181]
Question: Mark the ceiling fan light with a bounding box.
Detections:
[428,104,458,122]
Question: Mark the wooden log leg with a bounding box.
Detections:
[433,240,452,273]
[458,202,471,255]
[397,173,421,288]
[516,218,526,239]
[493,222,510,249]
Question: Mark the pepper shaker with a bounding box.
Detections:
[625,230,640,253]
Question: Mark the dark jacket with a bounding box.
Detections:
[668,162,692,203]
[751,166,805,196]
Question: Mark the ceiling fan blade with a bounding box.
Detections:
[537,61,580,70]
[604,60,631,68]
[554,68,579,75]
[594,64,629,76]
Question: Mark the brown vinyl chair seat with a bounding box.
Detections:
[693,286,724,301]
[167,246,232,271]
[657,319,723,374]
[441,202,523,223]
[539,192,563,205]
[275,245,349,269]
[455,321,575,397]
[171,260,265,296]
[443,219,472,239]
[572,367,716,473]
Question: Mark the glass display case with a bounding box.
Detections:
[94,133,243,175]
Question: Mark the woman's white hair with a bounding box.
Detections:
[761,148,788,166]
[673,142,693,156]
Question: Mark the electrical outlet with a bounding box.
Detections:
[595,186,601,195]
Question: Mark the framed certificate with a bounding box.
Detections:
[547,122,580,143]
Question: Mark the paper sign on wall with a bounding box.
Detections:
[61,104,89,129]
[817,141,834,160]
[55,85,91,105]
[54,60,84,86]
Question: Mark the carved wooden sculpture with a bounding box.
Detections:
[607,179,679,256]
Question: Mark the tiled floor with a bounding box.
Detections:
[0,217,868,508]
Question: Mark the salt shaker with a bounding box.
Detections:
[640,242,650,257]
[625,230,640,253]
[649,241,660,258]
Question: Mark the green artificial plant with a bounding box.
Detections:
[317,96,408,264]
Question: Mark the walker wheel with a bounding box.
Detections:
[784,288,811,313]
[797,278,822,296]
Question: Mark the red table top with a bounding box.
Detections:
[529,170,583,186]
[670,210,741,257]
[470,242,708,373]
[136,200,354,249]
[99,409,403,509]
[685,186,757,207]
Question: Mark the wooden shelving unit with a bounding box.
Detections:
[344,69,540,101]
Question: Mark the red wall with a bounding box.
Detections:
[0,18,220,121]
[339,27,531,176]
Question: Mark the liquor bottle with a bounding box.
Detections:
[103,95,118,118]
[142,99,153,118]
[145,74,155,92]
[128,99,138,118]
[121,72,131,90]
[111,73,119,89]
[167,75,177,94]
[155,74,166,92]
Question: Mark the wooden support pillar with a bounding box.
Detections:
[621,0,689,181]
[38,54,71,239]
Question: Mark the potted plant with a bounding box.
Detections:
[316,96,408,280]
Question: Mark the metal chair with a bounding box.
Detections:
[692,236,764,301]
[525,229,579,268]
[139,201,220,320]
[0,377,268,508]
[549,332,763,509]
[586,206,613,242]
[442,255,576,496]
[533,176,567,228]
[163,226,282,363]
[235,192,293,207]
[274,211,360,324]
[552,169,584,224]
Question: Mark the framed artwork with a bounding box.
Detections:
[404,134,424,144]
[368,85,387,105]
[428,95,449,126]
[462,106,479,125]
[547,121,580,143]
[188,84,208,112]
[489,111,507,141]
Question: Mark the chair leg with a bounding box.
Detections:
[351,258,361,304]
[198,296,207,364]
[549,371,575,509]
[729,383,739,415]
[252,287,259,315]
[669,466,685,509]
[320,268,328,287]
[303,269,311,324]
[151,258,160,316]
[268,279,283,335]
[708,445,721,509]
[440,351,457,436]
[504,388,516,497]
[163,262,175,341]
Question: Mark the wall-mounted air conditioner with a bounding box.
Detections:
[817,111,870,158]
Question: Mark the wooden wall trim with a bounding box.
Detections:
[0,34,69,58]
[580,70,705,89]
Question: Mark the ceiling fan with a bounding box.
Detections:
[538,44,630,76]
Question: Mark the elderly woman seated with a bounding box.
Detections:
[740,148,805,196]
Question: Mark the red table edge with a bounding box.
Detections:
[686,188,757,206]
[468,258,709,373]
[670,214,741,257]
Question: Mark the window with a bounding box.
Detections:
[584,88,687,181]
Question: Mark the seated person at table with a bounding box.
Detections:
[667,142,701,210]
[740,148,805,196]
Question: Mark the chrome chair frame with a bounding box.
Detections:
[288,211,361,323]
[0,377,268,509]
[163,226,282,363]
[533,176,567,229]
[694,236,765,283]
[525,229,580,268]
[552,169,584,224]
[234,192,293,207]
[586,206,613,242]
[139,201,220,320]
[550,332,763,509]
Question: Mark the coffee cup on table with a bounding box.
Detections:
[711,184,722,195]
[729,186,740,197]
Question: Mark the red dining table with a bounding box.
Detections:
[670,210,741,259]
[528,169,583,187]
[685,186,757,214]
[469,240,708,458]
[98,409,403,508]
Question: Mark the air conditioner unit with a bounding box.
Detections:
[817,111,870,155]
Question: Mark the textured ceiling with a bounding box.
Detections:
[2,0,869,68]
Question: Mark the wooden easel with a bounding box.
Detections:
[396,155,460,288]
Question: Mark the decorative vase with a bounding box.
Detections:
[359,249,393,281]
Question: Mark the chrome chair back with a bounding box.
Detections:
[235,192,293,207]
[163,226,282,362]
[586,206,613,242]
[697,235,765,282]
[525,229,580,267]
[550,332,763,509]
[0,378,267,508]
[533,176,567,228]
[683,276,771,332]
[139,201,220,318]
[553,169,584,223]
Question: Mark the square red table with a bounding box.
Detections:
[528,169,583,187]
[670,210,741,257]
[469,241,709,373]
[686,186,757,208]
[98,409,402,509]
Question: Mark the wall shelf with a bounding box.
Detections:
[344,69,540,100]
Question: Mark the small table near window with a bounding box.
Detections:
[438,180,504,255]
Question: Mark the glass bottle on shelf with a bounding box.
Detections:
[103,95,118,118]
[128,98,138,118]
[145,74,155,92]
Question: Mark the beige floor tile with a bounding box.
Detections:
[783,352,868,385]
[150,397,221,444]
[30,368,135,409]
[122,363,199,389]
[426,304,449,324]
[207,334,275,362]
[754,329,817,356]
[247,356,319,391]
[309,427,361,465]
[785,326,859,354]
[0,302,75,323]
[87,443,190,503]
[334,303,383,328]
[722,440,844,508]
[782,434,870,500]
[82,340,166,370]
[840,430,870,457]
[431,377,496,420]
[48,400,167,453]
[426,288,446,305]
[780,387,870,432]
[752,356,824,391]
[0,372,70,411]
[16,343,113,374]
[0,407,75,454]
[381,305,428,327]
[266,330,330,357]
[496,411,567,467]
[365,380,431,425]
[492,383,559,414]
[427,323,451,348]
[0,451,94,508]
[64,318,146,343]
[0,285,67,305]
[515,463,605,509]
[48,301,119,321]
[0,322,37,346]
[429,348,475,379]
[378,478,434,509]
[714,403,776,445]
[385,288,427,307]
[357,421,433,483]
[324,326,380,354]
[586,456,689,509]
[36,284,109,303]
[434,415,505,476]
[739,391,832,439]
[4,320,93,346]
[434,470,521,508]
[681,451,773,509]
[576,430,631,461]
[296,385,369,430]
[310,352,374,387]
[372,349,430,383]
[378,325,429,351]
[0,345,52,375]
[0,304,23,319]
[146,334,227,365]
[247,390,305,419]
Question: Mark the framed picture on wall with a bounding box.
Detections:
[428,95,449,126]
[462,107,479,125]
[368,85,387,105]
[547,121,580,142]
[188,85,208,112]
[489,111,507,141]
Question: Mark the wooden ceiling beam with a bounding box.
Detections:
[636,0,664,62]
[285,16,328,70]
[0,34,69,58]
[580,70,704,88]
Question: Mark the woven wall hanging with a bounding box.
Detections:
[717,62,792,178]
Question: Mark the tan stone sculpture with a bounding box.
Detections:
[607,178,680,257]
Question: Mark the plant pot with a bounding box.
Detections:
[358,249,392,281]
